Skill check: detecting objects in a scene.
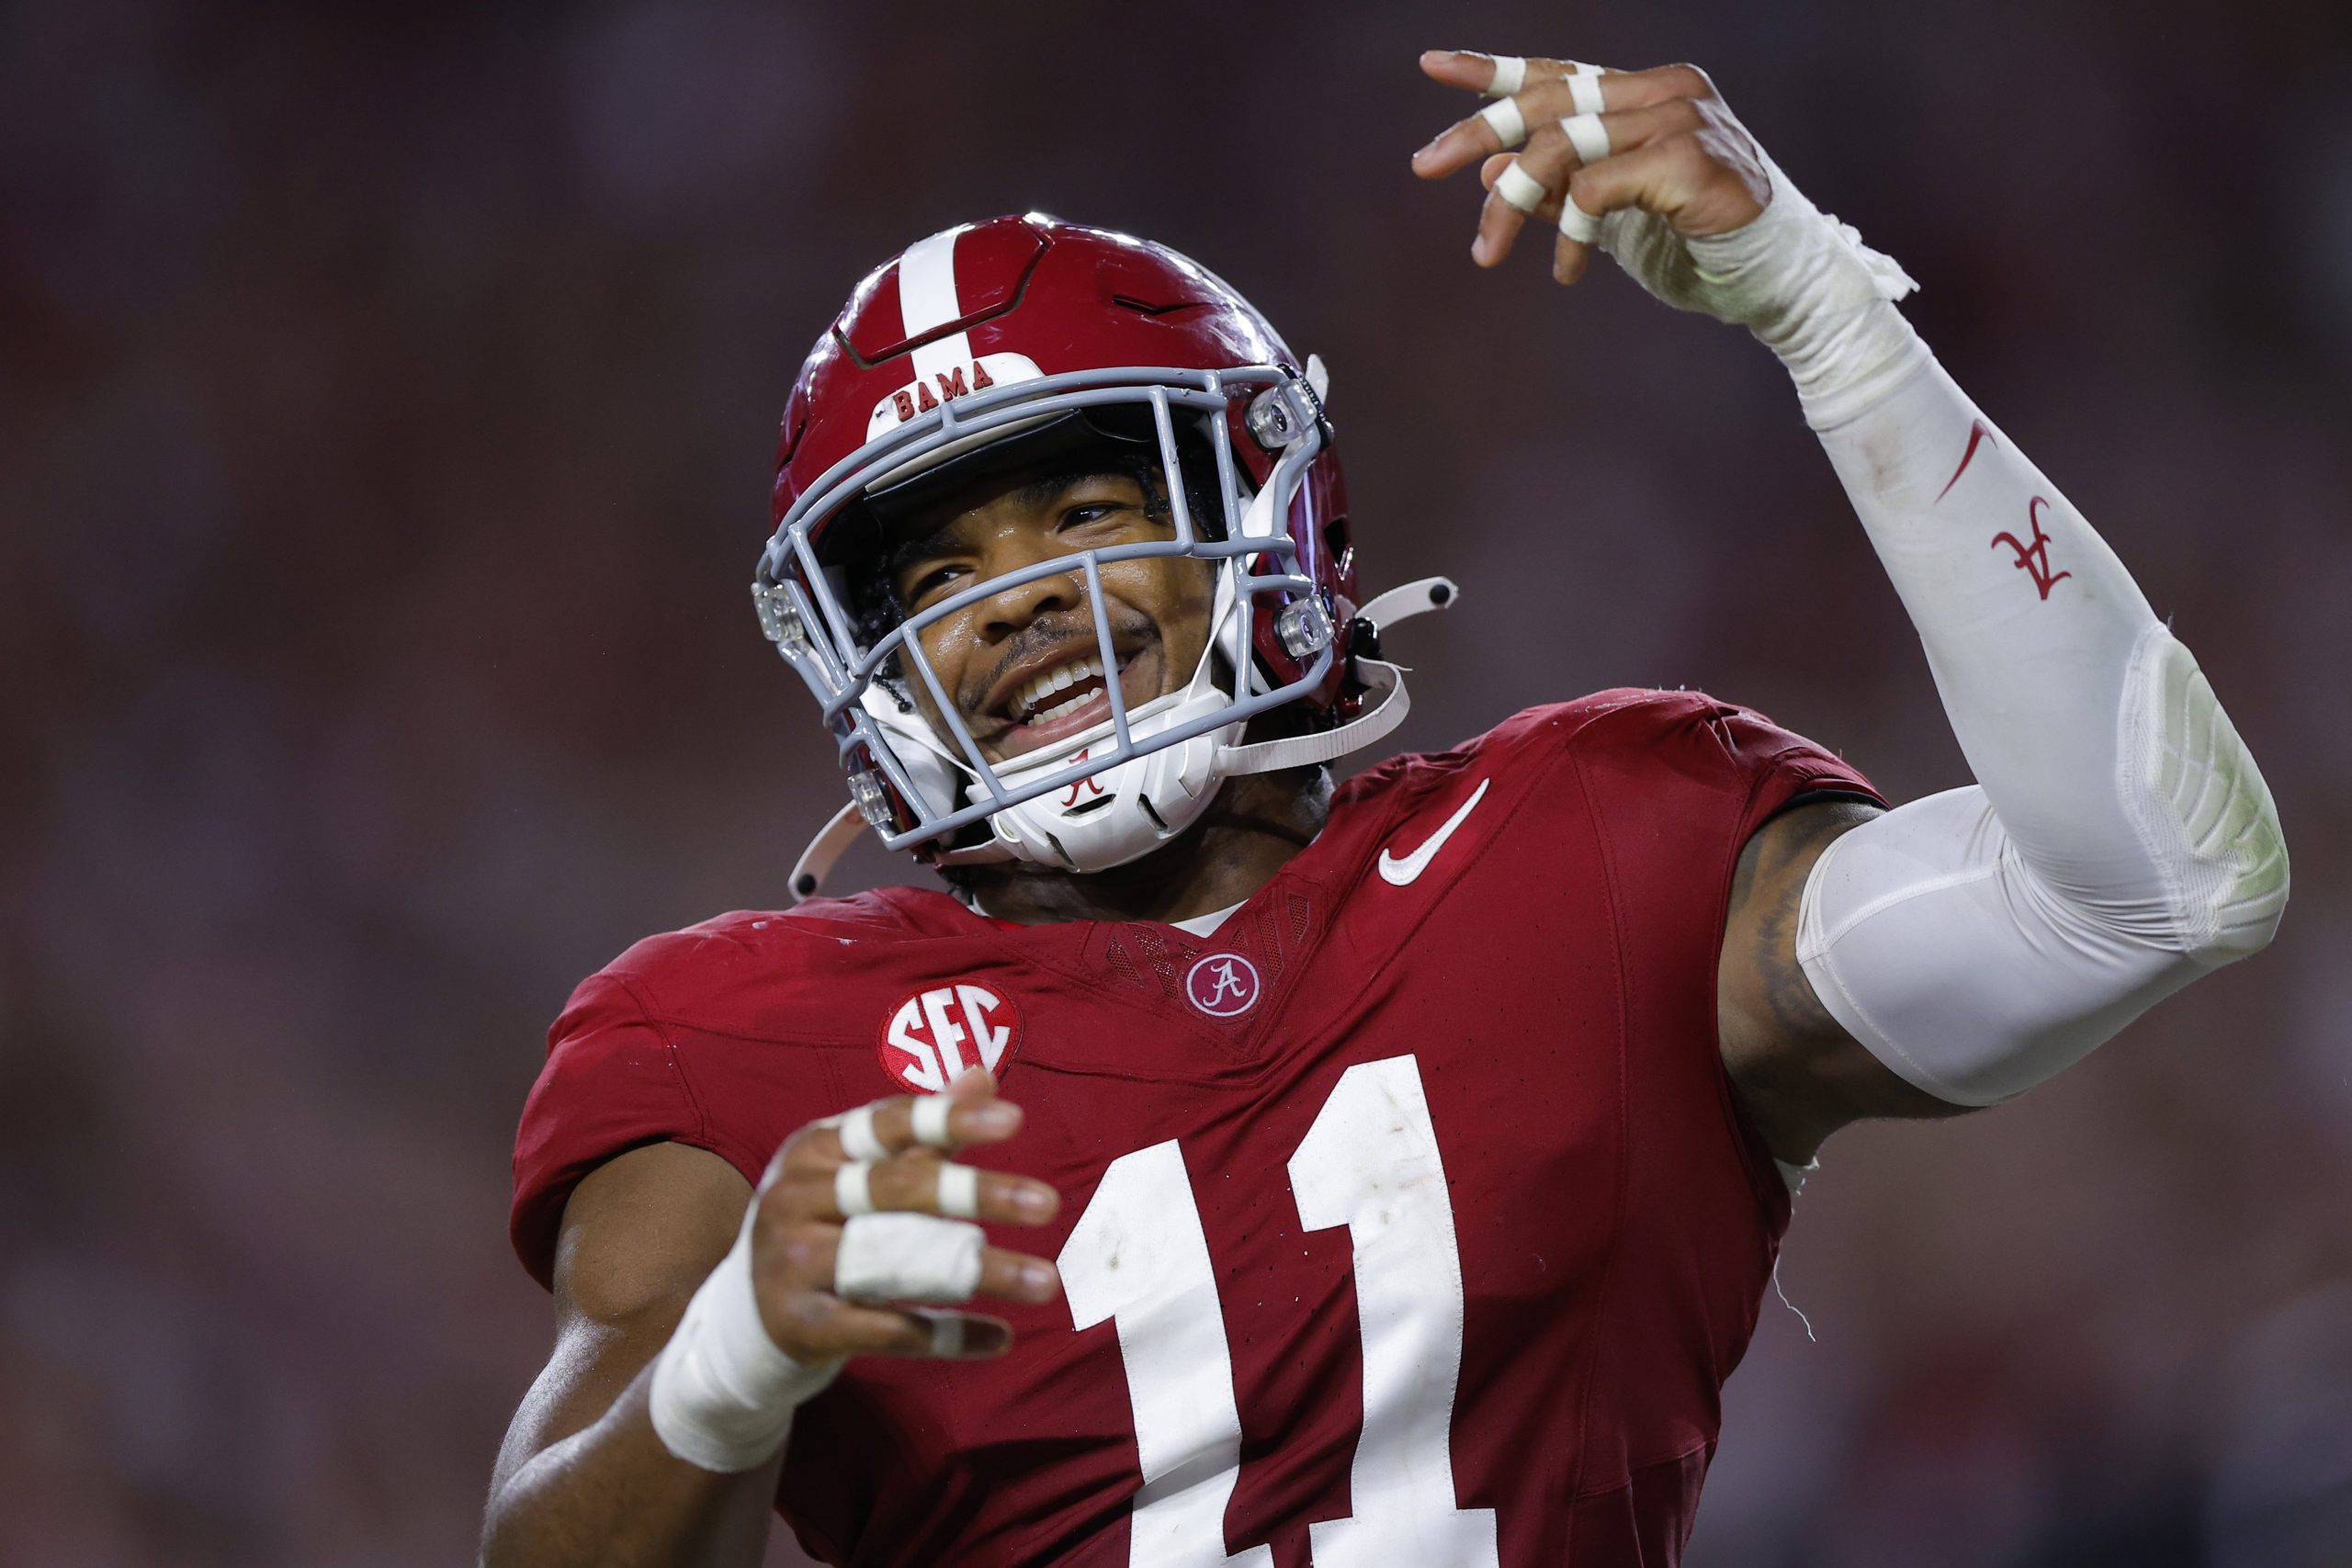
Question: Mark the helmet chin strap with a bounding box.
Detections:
[1212,577,1456,774]
[788,799,866,903]
[788,576,1459,903]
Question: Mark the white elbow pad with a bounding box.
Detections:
[2128,629,2290,958]
[1798,631,2287,1107]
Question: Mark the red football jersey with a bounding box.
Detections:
[512,692,1881,1567]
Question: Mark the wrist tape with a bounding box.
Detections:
[648,1206,842,1473]
[1594,147,1927,426]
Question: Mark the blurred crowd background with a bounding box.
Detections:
[6,0,2348,1563]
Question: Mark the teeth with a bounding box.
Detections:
[1012,657,1106,721]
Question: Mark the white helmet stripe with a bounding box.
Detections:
[910,330,978,390]
[897,225,970,337]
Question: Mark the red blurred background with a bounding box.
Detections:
[5,2,2347,1564]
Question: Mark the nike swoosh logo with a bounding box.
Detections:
[1936,416,1997,503]
[1378,778,1490,886]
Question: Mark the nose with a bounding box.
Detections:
[971,549,1088,645]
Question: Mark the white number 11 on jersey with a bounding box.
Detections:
[1059,1055,1500,1568]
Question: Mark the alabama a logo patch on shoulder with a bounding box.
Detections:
[1184,953,1261,1019]
[878,982,1022,1092]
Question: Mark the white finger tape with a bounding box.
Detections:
[922,1310,967,1359]
[837,1103,888,1162]
[909,1095,955,1149]
[1559,196,1603,244]
[834,1213,986,1304]
[1561,112,1611,164]
[1568,73,1606,116]
[1495,160,1547,213]
[1481,54,1526,97]
[935,1162,981,1219]
[833,1159,876,1217]
[1478,97,1528,150]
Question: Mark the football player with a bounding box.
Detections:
[481,49,2288,1568]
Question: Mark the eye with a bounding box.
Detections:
[1059,502,1125,528]
[904,563,966,608]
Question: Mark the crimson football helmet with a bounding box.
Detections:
[753,214,1453,896]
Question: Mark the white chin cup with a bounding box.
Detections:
[977,682,1242,873]
[1495,160,1548,214]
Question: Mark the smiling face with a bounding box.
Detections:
[876,458,1220,767]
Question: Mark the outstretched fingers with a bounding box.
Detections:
[773,1146,1057,1227]
[764,1284,1015,1361]
[1468,97,1713,268]
[1413,54,1619,180]
[1417,48,1599,100]
[1413,58,1717,179]
[1419,52,1761,284]
[763,1221,1057,1310]
[782,1071,1022,1170]
[751,1068,1063,1365]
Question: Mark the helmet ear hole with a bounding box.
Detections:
[1322,519,1351,578]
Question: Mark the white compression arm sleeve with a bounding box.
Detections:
[1596,154,2290,1105]
[1791,359,2289,1103]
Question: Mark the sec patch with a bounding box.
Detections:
[878,982,1022,1092]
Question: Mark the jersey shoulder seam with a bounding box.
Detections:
[601,968,713,1153]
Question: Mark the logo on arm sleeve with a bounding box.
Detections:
[878,982,1023,1092]
[1992,496,2073,601]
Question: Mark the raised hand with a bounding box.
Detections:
[1410,50,1771,285]
[751,1068,1061,1363]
